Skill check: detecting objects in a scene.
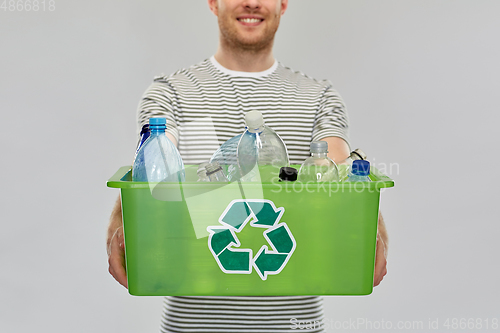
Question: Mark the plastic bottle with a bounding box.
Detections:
[347,160,371,182]
[209,134,242,181]
[197,162,210,182]
[205,161,229,182]
[132,117,185,182]
[298,141,339,182]
[237,111,289,181]
[338,148,367,181]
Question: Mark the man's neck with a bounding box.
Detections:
[214,41,275,72]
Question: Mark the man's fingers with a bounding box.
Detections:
[107,227,124,256]
[109,253,128,288]
[373,257,387,286]
[373,234,388,287]
[108,227,128,288]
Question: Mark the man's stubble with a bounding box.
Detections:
[218,13,281,53]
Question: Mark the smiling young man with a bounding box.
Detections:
[107,0,388,332]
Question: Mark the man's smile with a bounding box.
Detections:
[237,15,265,26]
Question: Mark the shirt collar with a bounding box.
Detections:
[210,56,278,78]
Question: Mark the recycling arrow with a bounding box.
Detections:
[207,199,296,280]
[247,201,282,227]
[218,248,251,272]
[207,226,252,274]
[208,228,237,255]
[253,246,288,280]
[220,201,253,231]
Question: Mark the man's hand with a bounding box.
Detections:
[320,136,389,287]
[107,196,128,288]
[373,231,388,286]
[107,226,128,288]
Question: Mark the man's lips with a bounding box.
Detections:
[237,16,264,26]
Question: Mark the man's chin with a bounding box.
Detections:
[233,33,274,50]
[219,22,276,51]
[235,39,272,52]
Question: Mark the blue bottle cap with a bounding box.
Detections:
[352,160,370,176]
[149,117,167,126]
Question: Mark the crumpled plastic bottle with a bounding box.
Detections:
[209,134,242,181]
[236,111,289,181]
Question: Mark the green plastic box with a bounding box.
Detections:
[107,165,394,296]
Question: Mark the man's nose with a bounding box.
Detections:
[242,0,261,10]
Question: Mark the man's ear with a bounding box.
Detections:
[280,0,288,16]
[208,0,219,16]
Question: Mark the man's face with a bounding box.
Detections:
[209,0,288,51]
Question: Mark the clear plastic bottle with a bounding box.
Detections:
[347,160,371,182]
[205,161,229,182]
[209,134,242,181]
[298,141,339,182]
[237,111,289,181]
[338,148,367,181]
[197,162,210,182]
[132,117,185,182]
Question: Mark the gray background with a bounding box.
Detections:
[1,0,499,332]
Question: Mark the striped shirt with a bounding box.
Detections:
[138,57,349,164]
[137,57,350,333]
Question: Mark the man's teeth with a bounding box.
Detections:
[239,18,262,23]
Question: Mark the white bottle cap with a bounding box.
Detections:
[310,141,328,153]
[245,110,264,130]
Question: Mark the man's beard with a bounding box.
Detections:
[218,15,280,52]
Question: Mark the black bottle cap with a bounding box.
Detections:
[140,124,150,135]
[279,167,298,182]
